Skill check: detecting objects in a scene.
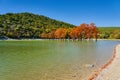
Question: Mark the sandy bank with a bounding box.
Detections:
[89,44,120,80]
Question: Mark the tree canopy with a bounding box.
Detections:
[0,12,75,39]
[0,12,119,39]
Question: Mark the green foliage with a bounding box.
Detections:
[98,27,120,39]
[0,12,120,39]
[0,12,75,39]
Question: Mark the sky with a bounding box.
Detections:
[0,0,120,27]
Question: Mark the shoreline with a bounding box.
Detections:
[0,39,120,41]
[88,44,120,80]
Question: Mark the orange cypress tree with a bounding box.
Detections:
[89,23,98,40]
[47,30,55,39]
[54,28,67,39]
[41,33,48,39]
[69,28,77,39]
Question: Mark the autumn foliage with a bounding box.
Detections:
[54,28,67,39]
[40,23,98,40]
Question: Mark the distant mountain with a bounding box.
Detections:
[0,12,75,39]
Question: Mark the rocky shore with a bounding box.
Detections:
[89,45,120,80]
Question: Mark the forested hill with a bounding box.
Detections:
[0,12,75,28]
[0,12,75,39]
[0,13,119,39]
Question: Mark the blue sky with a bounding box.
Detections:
[0,0,120,27]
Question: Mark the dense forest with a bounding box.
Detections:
[0,13,120,39]
[0,12,75,39]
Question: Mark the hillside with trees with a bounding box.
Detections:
[0,13,119,39]
[0,12,75,39]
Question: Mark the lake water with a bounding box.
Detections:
[0,40,119,80]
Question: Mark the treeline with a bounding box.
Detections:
[98,27,120,39]
[41,23,98,40]
[0,12,75,39]
[1,12,119,39]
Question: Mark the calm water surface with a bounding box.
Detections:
[0,40,119,80]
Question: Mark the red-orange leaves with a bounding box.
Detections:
[40,23,98,40]
[54,28,67,39]
[69,28,79,39]
[69,23,98,40]
[41,33,48,39]
[89,23,98,39]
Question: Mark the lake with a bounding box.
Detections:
[0,40,119,80]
